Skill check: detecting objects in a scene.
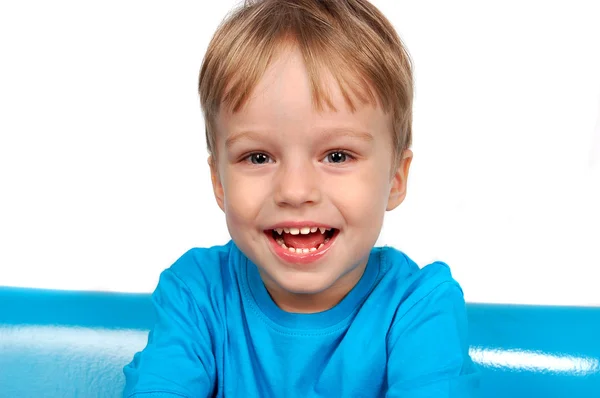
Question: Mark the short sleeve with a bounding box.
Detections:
[385,281,480,397]
[123,269,216,398]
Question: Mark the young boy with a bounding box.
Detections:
[123,0,479,396]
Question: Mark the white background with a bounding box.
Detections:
[1,0,599,306]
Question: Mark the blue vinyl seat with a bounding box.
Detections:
[0,286,598,397]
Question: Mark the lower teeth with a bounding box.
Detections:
[276,238,330,253]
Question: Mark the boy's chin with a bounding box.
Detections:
[271,281,341,313]
[279,283,330,296]
[272,272,339,296]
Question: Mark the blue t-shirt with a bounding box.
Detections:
[123,241,479,397]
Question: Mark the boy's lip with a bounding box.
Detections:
[265,221,336,230]
[263,228,339,265]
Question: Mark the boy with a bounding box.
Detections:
[123,0,479,396]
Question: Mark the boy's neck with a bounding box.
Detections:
[258,260,368,314]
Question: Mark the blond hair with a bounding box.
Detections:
[199,0,413,163]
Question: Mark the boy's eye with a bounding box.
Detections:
[323,151,349,164]
[246,153,272,165]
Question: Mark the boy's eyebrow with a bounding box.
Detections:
[225,128,374,149]
[225,130,265,149]
[318,128,374,143]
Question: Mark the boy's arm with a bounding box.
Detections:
[385,282,479,397]
[123,269,216,398]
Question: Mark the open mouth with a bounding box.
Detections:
[267,226,338,254]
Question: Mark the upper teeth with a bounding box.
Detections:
[275,227,331,235]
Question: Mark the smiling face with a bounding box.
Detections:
[210,46,412,313]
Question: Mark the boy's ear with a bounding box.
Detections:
[208,156,225,212]
[387,149,413,211]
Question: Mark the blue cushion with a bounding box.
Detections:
[1,286,598,397]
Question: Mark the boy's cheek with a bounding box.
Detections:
[222,176,267,218]
[325,165,390,202]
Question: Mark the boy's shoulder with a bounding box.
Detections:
[373,245,463,308]
[163,241,238,291]
[377,245,457,284]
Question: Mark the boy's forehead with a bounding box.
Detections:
[248,48,315,116]
[217,47,390,136]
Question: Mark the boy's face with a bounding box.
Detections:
[210,46,412,313]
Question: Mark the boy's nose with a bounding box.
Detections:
[273,161,321,208]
